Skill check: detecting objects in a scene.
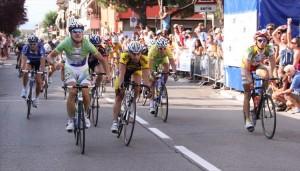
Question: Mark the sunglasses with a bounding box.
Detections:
[291,41,297,44]
[257,39,267,43]
[29,43,37,46]
[158,47,166,50]
[72,29,83,33]
[267,27,274,30]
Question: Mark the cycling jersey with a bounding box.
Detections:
[54,37,99,84]
[241,45,274,84]
[54,37,99,67]
[241,45,274,69]
[88,45,107,72]
[21,44,45,62]
[109,43,122,64]
[148,45,173,70]
[114,52,149,91]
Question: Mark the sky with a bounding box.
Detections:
[20,0,58,30]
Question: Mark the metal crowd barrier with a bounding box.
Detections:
[175,48,224,86]
[194,54,224,86]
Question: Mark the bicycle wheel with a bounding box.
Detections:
[261,94,276,139]
[44,82,48,99]
[91,87,100,127]
[123,100,136,146]
[76,101,85,154]
[159,86,168,122]
[117,103,125,138]
[27,84,33,119]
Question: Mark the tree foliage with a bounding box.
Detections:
[0,0,28,34]
[42,11,58,29]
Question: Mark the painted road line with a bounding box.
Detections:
[175,146,221,171]
[104,97,114,103]
[136,115,149,125]
[148,128,171,139]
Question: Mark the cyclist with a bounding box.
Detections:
[109,36,123,81]
[241,30,276,132]
[111,41,151,133]
[88,34,108,86]
[148,37,177,114]
[20,35,46,108]
[47,21,108,131]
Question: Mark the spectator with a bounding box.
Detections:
[286,18,300,71]
[160,6,171,35]
[280,65,300,114]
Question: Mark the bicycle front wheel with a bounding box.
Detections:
[44,82,48,99]
[27,85,33,119]
[124,100,136,146]
[159,86,168,122]
[261,94,276,139]
[77,102,86,154]
[91,87,100,127]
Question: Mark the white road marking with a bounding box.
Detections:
[136,115,149,125]
[174,146,221,171]
[104,97,114,103]
[277,112,300,120]
[148,128,171,139]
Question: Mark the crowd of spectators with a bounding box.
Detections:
[266,18,300,114]
[0,32,13,61]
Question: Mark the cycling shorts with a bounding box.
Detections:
[64,63,90,85]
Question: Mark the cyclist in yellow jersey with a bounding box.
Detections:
[148,37,177,114]
[111,41,151,133]
[109,36,123,81]
[241,30,275,132]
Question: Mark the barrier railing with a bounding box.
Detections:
[175,48,224,86]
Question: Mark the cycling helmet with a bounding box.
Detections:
[89,34,101,45]
[148,39,156,47]
[156,37,168,48]
[111,36,119,43]
[27,35,38,43]
[254,30,268,40]
[127,41,143,54]
[68,20,84,32]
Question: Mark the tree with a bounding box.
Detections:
[0,0,27,34]
[96,0,197,27]
[12,28,21,37]
[42,11,58,29]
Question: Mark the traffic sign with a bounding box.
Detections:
[194,4,216,13]
[130,17,138,27]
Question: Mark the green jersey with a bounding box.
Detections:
[55,37,99,66]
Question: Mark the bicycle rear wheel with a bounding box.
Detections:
[124,100,136,146]
[261,94,276,139]
[159,86,168,122]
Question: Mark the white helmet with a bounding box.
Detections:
[127,41,143,54]
[111,36,119,43]
[156,37,168,48]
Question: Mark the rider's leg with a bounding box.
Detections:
[95,64,104,87]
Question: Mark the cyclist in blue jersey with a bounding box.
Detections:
[20,35,46,108]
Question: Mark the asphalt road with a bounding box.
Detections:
[1,55,300,171]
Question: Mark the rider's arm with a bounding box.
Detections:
[118,63,126,88]
[95,52,109,74]
[287,18,292,48]
[272,26,283,45]
[166,48,177,72]
[47,50,59,65]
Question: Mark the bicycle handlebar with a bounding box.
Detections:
[62,85,95,89]
[91,73,106,76]
[22,70,44,74]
